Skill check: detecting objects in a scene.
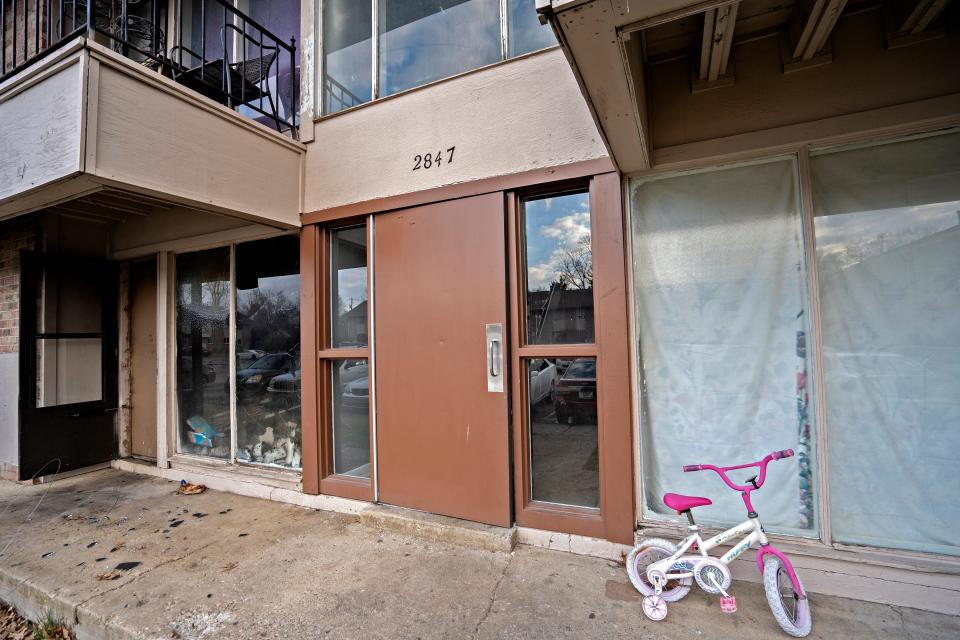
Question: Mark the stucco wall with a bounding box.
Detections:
[303,47,608,212]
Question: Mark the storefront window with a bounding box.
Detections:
[235,236,301,469]
[631,158,818,536]
[176,248,232,459]
[812,132,960,556]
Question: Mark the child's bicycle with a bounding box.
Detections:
[626,449,812,637]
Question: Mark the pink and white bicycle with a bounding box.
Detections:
[627,449,812,637]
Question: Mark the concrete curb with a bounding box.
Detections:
[359,504,518,552]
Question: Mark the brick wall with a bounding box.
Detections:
[0,215,40,354]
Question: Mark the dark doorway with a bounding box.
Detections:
[18,252,119,479]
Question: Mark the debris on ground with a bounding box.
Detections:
[169,610,234,640]
[221,561,238,573]
[0,602,75,639]
[96,570,122,581]
[177,481,207,495]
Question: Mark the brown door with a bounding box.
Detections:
[130,259,158,459]
[375,193,511,527]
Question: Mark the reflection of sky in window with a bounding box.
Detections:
[815,202,960,271]
[508,0,556,56]
[337,268,367,313]
[524,192,591,291]
[379,0,500,97]
[326,39,372,107]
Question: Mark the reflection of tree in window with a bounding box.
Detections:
[523,191,595,345]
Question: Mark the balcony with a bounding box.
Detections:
[0,0,303,227]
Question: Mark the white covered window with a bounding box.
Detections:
[631,157,818,537]
[812,131,960,556]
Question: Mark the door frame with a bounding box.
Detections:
[506,173,634,544]
[300,159,634,544]
[18,250,119,480]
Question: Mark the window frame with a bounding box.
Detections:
[624,126,960,567]
[508,174,634,544]
[169,233,303,472]
[318,0,558,117]
[303,217,376,501]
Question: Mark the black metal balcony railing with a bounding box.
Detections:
[1,0,298,138]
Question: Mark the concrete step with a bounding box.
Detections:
[360,504,517,552]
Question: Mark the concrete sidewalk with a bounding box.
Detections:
[1,470,957,640]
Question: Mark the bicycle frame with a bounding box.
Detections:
[648,516,768,582]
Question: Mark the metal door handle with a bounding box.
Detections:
[485,323,504,393]
[489,339,501,377]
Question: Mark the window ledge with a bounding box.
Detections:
[169,454,302,492]
[636,519,960,575]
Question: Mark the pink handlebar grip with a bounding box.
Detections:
[773,449,794,459]
[682,464,702,472]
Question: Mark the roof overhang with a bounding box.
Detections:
[536,1,716,173]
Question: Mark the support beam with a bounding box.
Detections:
[901,0,953,34]
[792,0,848,61]
[699,2,739,82]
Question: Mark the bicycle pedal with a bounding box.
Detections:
[719,596,737,613]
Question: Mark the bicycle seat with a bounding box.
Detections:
[663,493,713,513]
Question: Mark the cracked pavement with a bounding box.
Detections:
[1,469,958,639]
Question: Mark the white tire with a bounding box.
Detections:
[626,537,692,602]
[763,556,812,637]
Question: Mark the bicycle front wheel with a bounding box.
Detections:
[762,556,812,637]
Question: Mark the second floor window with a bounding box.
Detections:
[322,0,557,115]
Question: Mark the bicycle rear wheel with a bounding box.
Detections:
[762,556,812,637]
[626,538,691,602]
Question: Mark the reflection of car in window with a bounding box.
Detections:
[553,358,596,425]
[528,359,558,405]
[236,353,295,394]
[342,376,369,411]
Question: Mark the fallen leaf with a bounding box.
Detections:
[96,570,122,581]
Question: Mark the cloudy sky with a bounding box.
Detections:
[524,192,591,292]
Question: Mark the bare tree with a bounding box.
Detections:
[557,236,593,290]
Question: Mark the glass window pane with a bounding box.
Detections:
[323,0,373,114]
[812,132,960,556]
[523,191,595,344]
[35,338,102,407]
[507,0,556,57]
[331,226,368,348]
[37,266,102,334]
[378,0,501,97]
[528,357,599,508]
[331,359,371,478]
[235,236,301,470]
[631,158,818,536]
[176,248,231,460]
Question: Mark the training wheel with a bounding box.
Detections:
[641,594,668,621]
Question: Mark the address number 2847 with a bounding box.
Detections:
[413,147,456,171]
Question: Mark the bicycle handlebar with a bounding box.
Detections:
[681,450,795,492]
